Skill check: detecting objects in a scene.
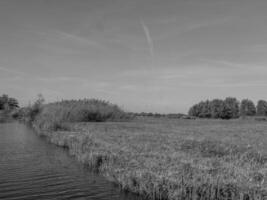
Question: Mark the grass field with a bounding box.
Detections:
[35,117,267,200]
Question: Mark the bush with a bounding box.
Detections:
[210,99,224,119]
[199,100,212,118]
[189,97,240,119]
[220,97,240,119]
[16,94,45,123]
[188,101,211,118]
[0,94,19,111]
[240,99,256,117]
[256,100,267,116]
[32,99,130,131]
[188,104,201,117]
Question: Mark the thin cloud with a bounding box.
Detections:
[54,30,106,49]
[184,17,230,32]
[0,66,27,76]
[199,59,244,69]
[158,73,188,80]
[245,44,267,54]
[120,67,189,78]
[181,82,267,88]
[140,19,154,58]
[36,76,86,83]
[202,59,267,71]
[155,16,232,41]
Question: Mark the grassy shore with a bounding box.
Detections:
[32,117,267,200]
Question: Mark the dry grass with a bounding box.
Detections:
[35,118,267,200]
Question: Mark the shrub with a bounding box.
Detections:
[33,99,130,131]
[256,100,267,116]
[188,100,212,118]
[199,100,212,118]
[188,104,201,117]
[220,97,240,119]
[17,94,45,123]
[0,94,19,111]
[210,99,224,119]
[189,97,240,119]
[240,99,256,117]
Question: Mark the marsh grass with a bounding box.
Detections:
[33,118,267,200]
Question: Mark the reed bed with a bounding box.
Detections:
[34,118,267,200]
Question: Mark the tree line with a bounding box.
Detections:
[129,112,186,118]
[0,94,19,111]
[188,97,267,119]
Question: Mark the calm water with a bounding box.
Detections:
[0,123,142,200]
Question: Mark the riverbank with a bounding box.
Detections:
[32,118,267,200]
[0,122,142,200]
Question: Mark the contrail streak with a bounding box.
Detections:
[0,66,27,76]
[140,19,154,58]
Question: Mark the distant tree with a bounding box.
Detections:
[148,113,152,117]
[0,94,8,110]
[0,94,19,111]
[199,100,212,118]
[240,99,256,117]
[210,99,224,118]
[188,104,201,117]
[35,94,45,107]
[220,97,240,119]
[189,97,243,119]
[188,100,211,118]
[8,98,19,110]
[0,98,3,110]
[257,100,267,116]
[29,94,45,122]
[1,94,9,103]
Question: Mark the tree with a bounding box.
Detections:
[28,94,45,122]
[188,100,212,118]
[8,98,19,110]
[0,97,4,110]
[257,100,267,116]
[188,103,202,117]
[210,99,224,118]
[0,94,9,110]
[35,94,45,107]
[199,100,212,118]
[221,97,240,119]
[0,94,19,111]
[189,97,241,119]
[240,99,256,117]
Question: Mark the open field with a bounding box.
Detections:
[35,118,267,200]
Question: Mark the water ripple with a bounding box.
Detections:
[0,123,142,200]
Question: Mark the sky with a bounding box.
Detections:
[1,0,267,113]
